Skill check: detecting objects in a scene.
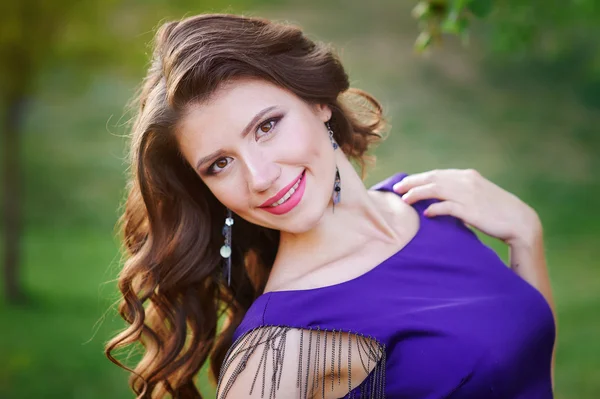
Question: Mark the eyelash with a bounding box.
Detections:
[206,115,282,175]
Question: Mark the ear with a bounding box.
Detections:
[312,103,332,123]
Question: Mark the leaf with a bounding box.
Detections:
[441,10,461,34]
[412,1,431,20]
[467,0,494,18]
[415,31,433,52]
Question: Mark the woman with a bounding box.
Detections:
[105,13,556,399]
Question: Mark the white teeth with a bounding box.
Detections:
[270,175,303,207]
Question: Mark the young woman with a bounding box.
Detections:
[105,13,556,399]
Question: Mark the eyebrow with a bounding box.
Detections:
[195,105,278,171]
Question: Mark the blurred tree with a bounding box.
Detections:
[0,0,185,304]
[0,1,109,304]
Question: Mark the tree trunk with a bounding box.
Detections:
[3,95,26,304]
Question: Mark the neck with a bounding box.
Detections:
[271,154,401,286]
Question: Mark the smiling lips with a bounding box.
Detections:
[259,170,306,215]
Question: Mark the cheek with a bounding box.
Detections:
[278,119,325,161]
[206,180,249,214]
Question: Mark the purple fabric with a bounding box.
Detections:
[232,172,555,398]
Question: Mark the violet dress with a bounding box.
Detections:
[217,172,555,399]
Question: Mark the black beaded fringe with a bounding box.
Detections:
[216,325,387,399]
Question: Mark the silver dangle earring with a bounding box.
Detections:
[326,121,341,212]
[220,208,234,286]
[326,121,338,150]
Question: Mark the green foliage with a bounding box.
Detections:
[0,0,266,100]
[467,0,493,18]
[412,0,484,51]
[412,0,599,55]
[0,0,119,98]
[410,0,494,51]
[411,0,600,109]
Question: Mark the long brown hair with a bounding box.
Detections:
[105,12,388,398]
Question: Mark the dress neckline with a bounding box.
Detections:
[258,172,424,298]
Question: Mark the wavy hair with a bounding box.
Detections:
[105,12,388,398]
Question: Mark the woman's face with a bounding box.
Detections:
[176,78,335,234]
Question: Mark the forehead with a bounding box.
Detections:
[183,78,298,124]
[175,77,307,161]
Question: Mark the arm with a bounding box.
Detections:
[506,215,557,391]
[393,168,558,389]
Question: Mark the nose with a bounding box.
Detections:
[244,154,280,194]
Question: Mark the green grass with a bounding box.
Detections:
[0,230,128,399]
[1,1,599,398]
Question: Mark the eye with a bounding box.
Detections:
[208,157,233,175]
[256,116,281,140]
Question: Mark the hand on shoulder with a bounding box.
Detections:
[392,168,542,247]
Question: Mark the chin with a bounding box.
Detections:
[280,220,316,234]
[277,204,329,234]
[249,183,330,234]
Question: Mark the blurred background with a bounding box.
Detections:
[1,0,598,398]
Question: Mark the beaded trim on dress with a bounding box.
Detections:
[216,325,387,399]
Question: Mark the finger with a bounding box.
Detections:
[393,170,442,194]
[423,201,464,218]
[401,183,446,205]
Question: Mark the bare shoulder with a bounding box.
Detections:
[368,189,419,228]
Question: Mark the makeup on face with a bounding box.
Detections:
[259,169,306,215]
[194,107,284,176]
[176,78,331,229]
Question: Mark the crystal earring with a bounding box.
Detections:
[220,208,234,286]
[333,166,341,212]
[326,121,338,150]
[326,121,342,212]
